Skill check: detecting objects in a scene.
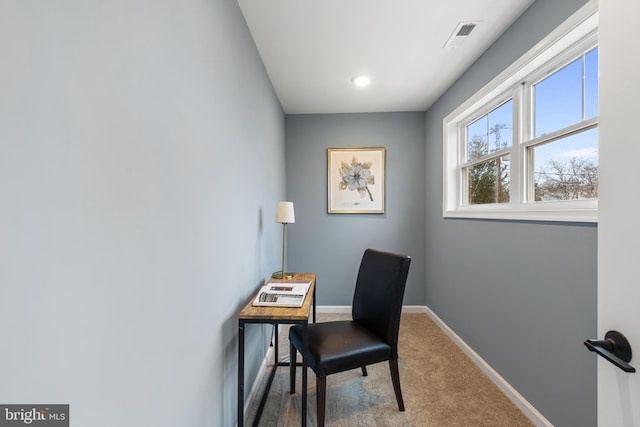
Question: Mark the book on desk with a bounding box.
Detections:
[252,280,312,308]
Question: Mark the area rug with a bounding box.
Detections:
[244,313,534,427]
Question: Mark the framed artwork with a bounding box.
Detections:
[327,147,386,214]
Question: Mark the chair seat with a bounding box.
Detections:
[290,320,392,376]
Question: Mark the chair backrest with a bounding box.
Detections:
[351,249,411,355]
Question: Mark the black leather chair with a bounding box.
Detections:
[289,248,411,426]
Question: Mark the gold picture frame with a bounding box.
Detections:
[327,147,386,214]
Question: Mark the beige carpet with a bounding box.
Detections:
[245,313,534,426]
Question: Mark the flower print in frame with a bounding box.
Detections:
[328,147,385,213]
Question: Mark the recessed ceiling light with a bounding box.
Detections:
[352,75,372,88]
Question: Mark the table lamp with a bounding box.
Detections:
[272,201,295,279]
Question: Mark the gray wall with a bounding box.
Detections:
[425,0,596,426]
[0,1,284,426]
[285,113,426,306]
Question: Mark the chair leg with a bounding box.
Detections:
[361,366,368,376]
[290,342,297,394]
[389,359,405,411]
[316,375,326,427]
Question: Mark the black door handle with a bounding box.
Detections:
[584,330,636,373]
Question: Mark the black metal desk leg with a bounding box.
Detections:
[238,321,245,427]
[301,322,308,427]
[274,324,279,364]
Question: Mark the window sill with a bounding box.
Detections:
[443,201,597,223]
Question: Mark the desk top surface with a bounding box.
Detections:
[238,272,316,322]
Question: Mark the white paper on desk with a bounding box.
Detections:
[252,281,312,307]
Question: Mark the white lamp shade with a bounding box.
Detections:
[276,201,295,223]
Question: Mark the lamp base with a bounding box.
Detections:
[271,271,294,280]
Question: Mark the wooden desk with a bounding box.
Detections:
[238,272,316,427]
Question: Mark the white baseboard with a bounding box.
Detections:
[242,333,275,423]
[242,305,552,427]
[421,306,553,427]
[316,305,350,313]
[399,305,428,313]
[316,305,429,314]
[317,305,433,314]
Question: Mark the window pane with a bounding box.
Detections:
[467,117,487,161]
[585,48,598,119]
[466,154,510,205]
[531,127,598,201]
[467,100,512,161]
[534,58,583,137]
[489,100,512,150]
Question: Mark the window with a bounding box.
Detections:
[464,99,513,205]
[529,48,598,203]
[443,1,598,222]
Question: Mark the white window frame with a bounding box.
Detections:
[443,0,598,223]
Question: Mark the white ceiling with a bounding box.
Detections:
[238,0,534,114]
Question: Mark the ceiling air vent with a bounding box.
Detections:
[456,23,476,36]
[443,21,480,49]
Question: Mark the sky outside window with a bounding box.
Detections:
[534,48,598,137]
